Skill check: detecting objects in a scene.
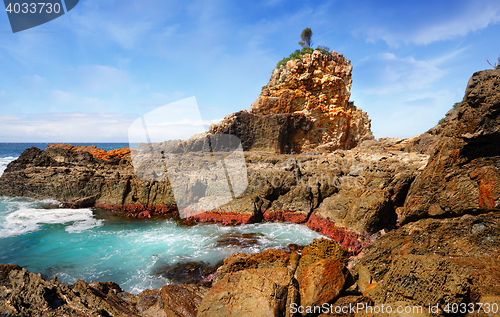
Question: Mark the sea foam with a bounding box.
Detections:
[0,206,103,238]
[0,156,16,177]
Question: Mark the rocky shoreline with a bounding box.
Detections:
[1,52,499,316]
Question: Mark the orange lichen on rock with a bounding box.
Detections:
[250,50,371,152]
[48,143,130,160]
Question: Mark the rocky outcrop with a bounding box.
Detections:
[197,239,352,317]
[0,264,139,316]
[249,50,371,152]
[0,144,177,217]
[178,50,372,154]
[401,69,500,224]
[0,264,212,317]
[1,63,499,316]
[0,142,428,250]
[354,212,500,313]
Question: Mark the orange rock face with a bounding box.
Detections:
[251,50,372,152]
[47,143,130,160]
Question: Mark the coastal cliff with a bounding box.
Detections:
[1,59,499,316]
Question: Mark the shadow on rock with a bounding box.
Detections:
[152,260,223,286]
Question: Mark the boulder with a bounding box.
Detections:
[298,259,348,311]
[160,284,209,317]
[197,267,299,317]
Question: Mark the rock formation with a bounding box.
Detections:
[250,50,371,152]
[1,62,499,316]
[0,263,209,317]
[180,50,372,154]
[401,69,500,224]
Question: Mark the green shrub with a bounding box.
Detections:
[275,47,329,69]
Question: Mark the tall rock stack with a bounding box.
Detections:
[207,50,372,154]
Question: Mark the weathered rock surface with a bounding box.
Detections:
[401,69,500,224]
[249,50,372,153]
[197,267,299,317]
[0,264,212,317]
[298,258,348,310]
[0,264,139,316]
[160,284,209,317]
[177,50,372,154]
[354,212,500,314]
[0,143,428,251]
[0,144,177,217]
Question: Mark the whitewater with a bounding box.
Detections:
[0,143,325,293]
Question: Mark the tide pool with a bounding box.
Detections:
[0,196,324,293]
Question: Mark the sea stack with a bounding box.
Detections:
[207,50,372,153]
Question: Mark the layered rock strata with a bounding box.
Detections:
[177,50,372,154]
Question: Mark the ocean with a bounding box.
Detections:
[0,143,324,293]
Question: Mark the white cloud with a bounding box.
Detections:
[411,2,500,45]
[356,53,446,95]
[359,0,500,46]
[0,112,136,142]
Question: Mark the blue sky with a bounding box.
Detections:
[0,0,499,142]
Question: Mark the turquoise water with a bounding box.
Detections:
[0,144,325,293]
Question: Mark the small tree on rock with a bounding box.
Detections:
[298,28,313,48]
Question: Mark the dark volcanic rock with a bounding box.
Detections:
[160,284,209,317]
[180,111,315,154]
[401,69,500,224]
[153,261,222,285]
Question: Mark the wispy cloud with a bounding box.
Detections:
[356,53,446,95]
[0,112,136,142]
[357,0,500,46]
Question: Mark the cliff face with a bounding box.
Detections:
[401,69,500,223]
[251,50,371,152]
[206,50,372,154]
[354,68,500,312]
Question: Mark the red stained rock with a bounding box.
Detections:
[47,143,131,160]
[306,213,366,256]
[186,210,260,225]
